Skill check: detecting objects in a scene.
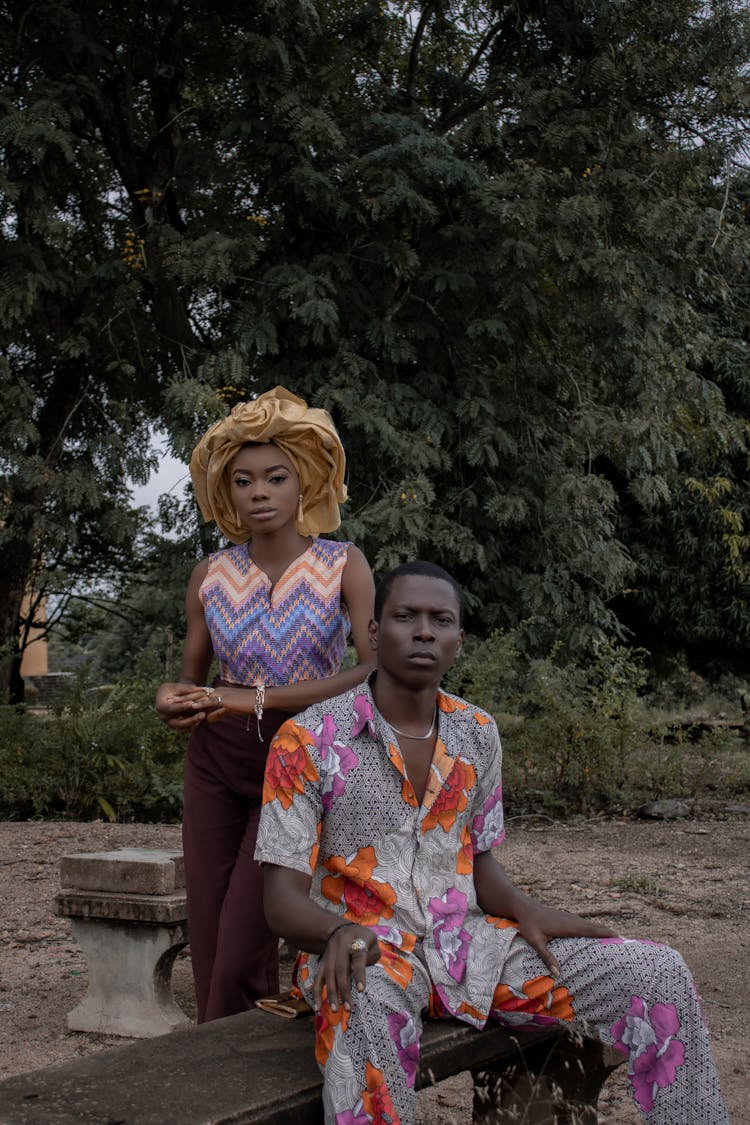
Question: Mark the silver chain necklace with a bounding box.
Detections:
[387,709,438,741]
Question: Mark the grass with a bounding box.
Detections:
[610,874,665,897]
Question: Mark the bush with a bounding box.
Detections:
[2,649,747,823]
[447,631,749,816]
[0,672,185,821]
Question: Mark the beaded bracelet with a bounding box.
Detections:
[244,682,266,738]
[254,682,265,739]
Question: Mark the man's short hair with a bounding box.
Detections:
[374,561,464,625]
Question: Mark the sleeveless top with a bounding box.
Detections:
[199,538,352,687]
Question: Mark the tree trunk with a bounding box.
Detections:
[0,521,37,704]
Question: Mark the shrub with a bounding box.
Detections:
[448,630,750,815]
[0,672,185,821]
[2,649,747,823]
[449,632,650,814]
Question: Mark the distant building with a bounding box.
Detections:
[19,593,48,677]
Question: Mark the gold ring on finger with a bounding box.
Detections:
[350,938,368,953]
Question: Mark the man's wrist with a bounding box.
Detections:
[322,921,356,951]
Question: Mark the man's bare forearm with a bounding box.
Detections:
[263,863,380,1013]
[263,864,355,953]
[473,851,537,919]
[473,850,618,978]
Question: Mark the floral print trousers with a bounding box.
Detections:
[303,934,729,1125]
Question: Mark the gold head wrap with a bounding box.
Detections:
[189,386,348,543]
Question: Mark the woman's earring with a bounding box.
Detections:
[297,494,304,524]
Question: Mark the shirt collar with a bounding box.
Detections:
[350,673,457,756]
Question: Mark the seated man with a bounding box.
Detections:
[256,561,727,1125]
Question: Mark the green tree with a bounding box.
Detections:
[185,0,750,652]
[0,0,214,700]
[2,1,749,701]
[614,159,750,669]
[50,495,215,684]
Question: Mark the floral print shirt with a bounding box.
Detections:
[255,678,516,1025]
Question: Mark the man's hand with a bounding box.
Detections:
[312,923,380,1014]
[513,900,619,980]
[264,866,381,1012]
[473,850,619,979]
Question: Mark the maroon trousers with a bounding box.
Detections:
[182,706,291,1023]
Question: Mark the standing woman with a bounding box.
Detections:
[155,386,375,1023]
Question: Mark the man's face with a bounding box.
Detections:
[370,574,464,687]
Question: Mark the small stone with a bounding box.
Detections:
[636,798,694,820]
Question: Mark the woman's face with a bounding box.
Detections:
[228,443,301,534]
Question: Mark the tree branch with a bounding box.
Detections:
[461,18,505,83]
[67,593,142,626]
[406,3,439,105]
[437,8,517,135]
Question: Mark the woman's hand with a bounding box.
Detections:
[155,682,219,730]
[312,923,380,1014]
[513,901,619,980]
[166,683,266,723]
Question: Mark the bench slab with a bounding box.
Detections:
[0,1009,620,1124]
[55,888,187,925]
[60,849,185,895]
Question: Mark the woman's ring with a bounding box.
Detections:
[350,938,368,954]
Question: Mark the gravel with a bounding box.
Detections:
[0,817,746,1123]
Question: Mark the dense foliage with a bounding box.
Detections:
[447,631,750,815]
[2,1,749,700]
[0,674,184,821]
[2,651,747,821]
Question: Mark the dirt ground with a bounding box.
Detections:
[0,816,746,1123]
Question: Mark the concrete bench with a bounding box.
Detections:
[55,848,190,1038]
[0,1004,623,1123]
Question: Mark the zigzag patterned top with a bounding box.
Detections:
[199,538,352,686]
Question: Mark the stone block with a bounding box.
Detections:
[0,1014,622,1124]
[55,848,190,1039]
[65,916,190,1038]
[60,848,185,894]
[55,888,187,925]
